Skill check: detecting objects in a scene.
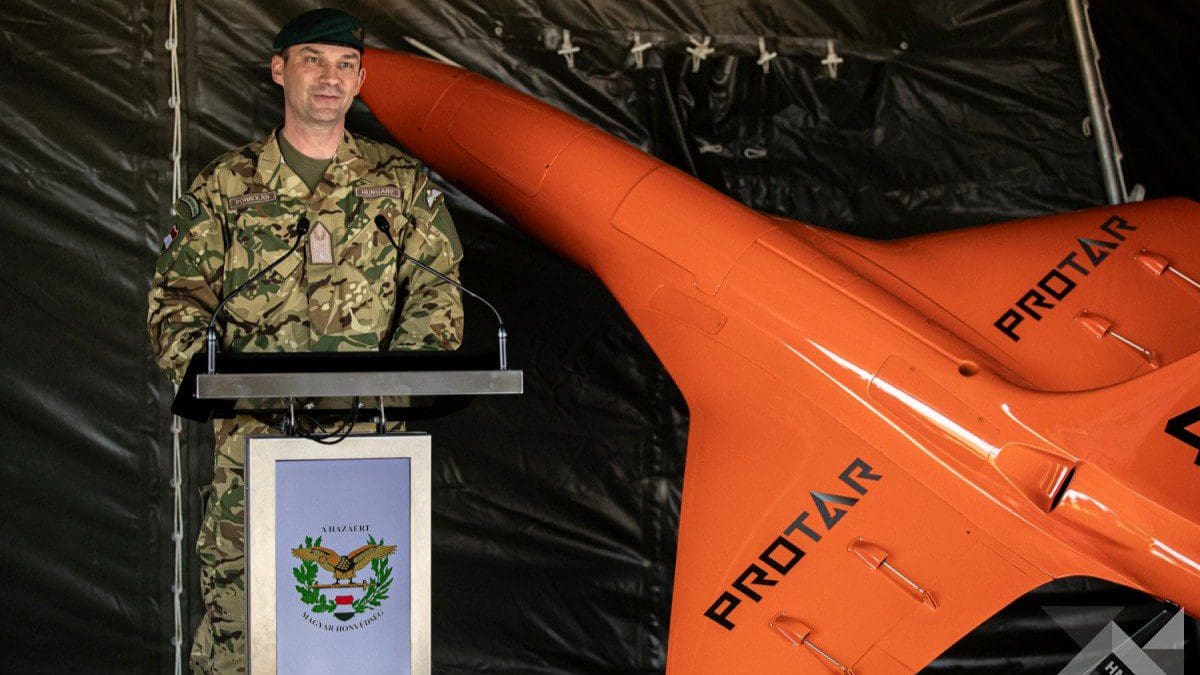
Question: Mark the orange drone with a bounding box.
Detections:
[361,49,1200,673]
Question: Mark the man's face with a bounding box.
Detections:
[270,43,365,127]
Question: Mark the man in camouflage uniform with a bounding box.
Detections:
[146,9,462,673]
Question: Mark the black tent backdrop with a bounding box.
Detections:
[0,1,1195,672]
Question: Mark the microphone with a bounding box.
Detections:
[205,215,311,373]
[374,214,508,370]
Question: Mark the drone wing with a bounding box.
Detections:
[360,48,1200,673]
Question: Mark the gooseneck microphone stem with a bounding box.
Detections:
[374,215,509,370]
[206,324,217,375]
[206,216,311,373]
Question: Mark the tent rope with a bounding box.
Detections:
[165,0,184,671]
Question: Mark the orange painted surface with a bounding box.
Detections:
[362,49,1200,673]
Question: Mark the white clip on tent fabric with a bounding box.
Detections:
[822,38,844,79]
[756,37,777,74]
[630,32,652,69]
[686,35,714,72]
[557,29,580,68]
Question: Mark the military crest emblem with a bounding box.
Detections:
[291,534,396,621]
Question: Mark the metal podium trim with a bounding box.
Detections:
[196,369,523,399]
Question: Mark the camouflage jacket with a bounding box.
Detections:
[148,128,463,383]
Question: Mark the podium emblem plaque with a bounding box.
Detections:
[246,434,431,674]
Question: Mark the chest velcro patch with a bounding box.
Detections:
[226,191,278,210]
[354,186,403,199]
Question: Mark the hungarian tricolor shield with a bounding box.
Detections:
[333,594,356,622]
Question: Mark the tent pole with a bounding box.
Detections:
[1066,0,1128,204]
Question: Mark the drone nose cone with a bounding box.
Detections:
[361,48,466,149]
[359,47,774,285]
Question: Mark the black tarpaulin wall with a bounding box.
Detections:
[0,1,177,671]
[0,0,1196,672]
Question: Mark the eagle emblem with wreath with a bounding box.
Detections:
[291,534,396,621]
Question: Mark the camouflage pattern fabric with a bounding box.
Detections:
[146,128,463,673]
[190,416,403,674]
[149,127,464,380]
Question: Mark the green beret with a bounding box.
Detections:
[273,8,365,54]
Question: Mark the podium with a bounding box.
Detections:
[175,351,522,674]
[173,350,523,423]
